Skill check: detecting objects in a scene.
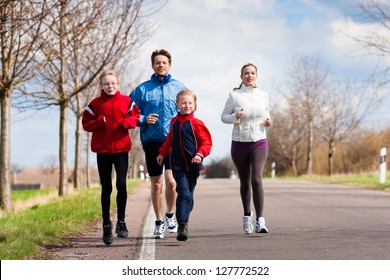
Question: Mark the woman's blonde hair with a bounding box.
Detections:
[99,70,119,85]
[176,89,197,111]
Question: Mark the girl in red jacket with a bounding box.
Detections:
[157,89,212,241]
[82,70,140,246]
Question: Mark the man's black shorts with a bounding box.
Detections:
[143,142,171,177]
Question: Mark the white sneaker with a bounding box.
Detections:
[243,211,253,234]
[255,217,268,233]
[154,222,166,239]
[165,213,178,233]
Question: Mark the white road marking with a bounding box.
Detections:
[138,204,155,260]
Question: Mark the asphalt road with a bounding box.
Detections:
[8,179,390,280]
[139,178,390,260]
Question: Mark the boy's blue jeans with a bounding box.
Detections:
[173,167,200,224]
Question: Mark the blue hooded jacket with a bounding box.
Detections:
[130,74,186,143]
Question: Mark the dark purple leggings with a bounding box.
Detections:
[232,148,268,219]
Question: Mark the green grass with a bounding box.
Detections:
[283,172,390,191]
[12,189,55,202]
[0,179,142,260]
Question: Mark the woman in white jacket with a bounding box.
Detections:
[221,63,271,234]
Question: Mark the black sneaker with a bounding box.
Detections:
[103,221,113,246]
[115,220,129,238]
[176,223,188,241]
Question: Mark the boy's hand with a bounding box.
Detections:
[191,155,202,164]
[156,155,164,165]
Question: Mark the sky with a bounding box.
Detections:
[10,0,389,168]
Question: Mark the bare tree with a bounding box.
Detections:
[348,0,390,87]
[0,0,51,211]
[17,0,161,196]
[40,155,58,175]
[128,128,144,179]
[268,109,305,176]
[314,83,376,176]
[282,55,328,176]
[69,82,99,191]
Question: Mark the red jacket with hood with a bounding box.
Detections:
[82,90,140,153]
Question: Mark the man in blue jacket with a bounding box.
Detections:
[130,49,186,239]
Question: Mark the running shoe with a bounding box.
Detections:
[154,221,166,239]
[102,221,113,246]
[243,211,253,234]
[165,213,178,233]
[177,223,188,241]
[115,220,129,238]
[255,217,269,233]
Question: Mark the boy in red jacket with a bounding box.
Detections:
[82,70,140,246]
[157,89,212,241]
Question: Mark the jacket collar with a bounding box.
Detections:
[176,112,194,122]
[151,74,172,84]
[241,84,257,92]
[100,90,121,99]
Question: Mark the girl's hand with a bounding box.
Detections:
[147,113,159,124]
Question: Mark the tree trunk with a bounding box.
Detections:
[86,132,91,188]
[291,147,298,176]
[58,101,68,196]
[306,120,313,175]
[328,141,336,177]
[0,91,13,211]
[73,111,82,191]
[58,2,68,196]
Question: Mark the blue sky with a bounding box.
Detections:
[11,0,388,168]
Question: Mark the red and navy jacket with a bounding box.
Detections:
[159,113,212,171]
[82,90,140,154]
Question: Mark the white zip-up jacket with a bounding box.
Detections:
[221,84,270,142]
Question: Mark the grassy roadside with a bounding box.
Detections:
[0,179,142,260]
[280,172,390,191]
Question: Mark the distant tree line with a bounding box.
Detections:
[205,124,390,179]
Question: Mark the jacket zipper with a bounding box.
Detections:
[179,121,189,171]
[161,84,165,139]
[110,99,114,153]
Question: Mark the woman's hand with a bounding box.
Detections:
[236,108,244,120]
[264,117,272,127]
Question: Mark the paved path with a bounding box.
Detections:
[49,178,390,260]
[141,178,390,260]
[49,181,151,260]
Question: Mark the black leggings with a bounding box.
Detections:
[97,152,128,224]
[232,148,268,219]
